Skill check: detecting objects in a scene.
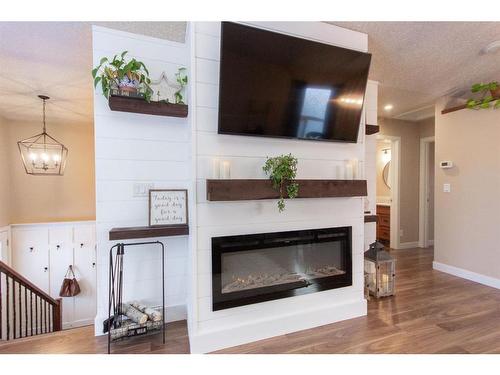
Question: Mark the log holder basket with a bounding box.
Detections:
[107,241,165,354]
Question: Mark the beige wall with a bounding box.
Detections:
[419,117,435,138]
[435,99,500,279]
[379,117,435,244]
[0,116,11,227]
[2,119,95,224]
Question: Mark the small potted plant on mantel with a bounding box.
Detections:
[263,154,299,213]
[92,51,153,102]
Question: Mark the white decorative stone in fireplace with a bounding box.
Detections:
[188,21,376,353]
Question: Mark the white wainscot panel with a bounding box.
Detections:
[197,132,363,161]
[93,112,190,140]
[95,138,190,161]
[197,198,363,228]
[195,22,221,37]
[196,58,219,85]
[196,82,219,109]
[195,32,220,61]
[195,107,218,133]
[95,159,189,181]
[122,275,186,302]
[96,179,189,202]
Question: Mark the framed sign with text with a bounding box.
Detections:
[148,189,188,227]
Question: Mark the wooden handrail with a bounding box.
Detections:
[0,261,59,306]
[0,261,62,339]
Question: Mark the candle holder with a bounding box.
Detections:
[364,241,396,298]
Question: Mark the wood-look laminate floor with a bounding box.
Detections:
[2,247,500,354]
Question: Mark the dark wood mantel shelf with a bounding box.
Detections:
[206,179,367,202]
[365,124,380,135]
[108,95,188,118]
[109,225,189,241]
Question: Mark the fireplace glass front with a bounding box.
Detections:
[212,226,352,310]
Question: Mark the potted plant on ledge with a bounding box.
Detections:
[466,81,500,110]
[92,51,153,102]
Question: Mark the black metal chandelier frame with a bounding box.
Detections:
[17,95,68,176]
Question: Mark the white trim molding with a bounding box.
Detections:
[419,136,435,248]
[398,241,419,249]
[433,261,500,290]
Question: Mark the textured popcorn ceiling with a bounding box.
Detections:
[0,22,186,126]
[3,22,499,125]
[330,22,500,120]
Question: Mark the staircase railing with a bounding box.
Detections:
[0,261,62,340]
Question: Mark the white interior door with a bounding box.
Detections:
[73,224,97,326]
[48,226,74,328]
[12,228,50,293]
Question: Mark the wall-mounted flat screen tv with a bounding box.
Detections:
[218,22,372,143]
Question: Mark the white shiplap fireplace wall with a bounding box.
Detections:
[92,26,191,333]
[188,22,374,353]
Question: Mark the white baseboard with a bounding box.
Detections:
[398,241,419,249]
[433,261,500,290]
[94,304,187,336]
[189,298,367,353]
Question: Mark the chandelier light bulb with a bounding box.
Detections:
[53,154,61,162]
[29,152,37,161]
[41,153,49,162]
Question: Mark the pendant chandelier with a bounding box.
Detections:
[17,95,68,176]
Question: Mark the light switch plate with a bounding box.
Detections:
[443,183,451,193]
[133,183,155,197]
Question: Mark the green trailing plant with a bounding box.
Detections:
[466,81,500,110]
[174,67,188,104]
[263,154,299,213]
[92,51,153,102]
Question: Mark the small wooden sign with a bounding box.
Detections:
[149,189,188,227]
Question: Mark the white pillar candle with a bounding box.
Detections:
[345,162,354,180]
[211,158,220,179]
[221,161,231,179]
[351,158,359,179]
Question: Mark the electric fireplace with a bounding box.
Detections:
[212,226,352,310]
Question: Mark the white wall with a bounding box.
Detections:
[189,22,371,353]
[92,26,191,332]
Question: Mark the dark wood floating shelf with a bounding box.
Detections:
[364,215,378,223]
[206,179,367,202]
[441,97,500,115]
[441,103,467,115]
[109,225,189,241]
[108,95,188,118]
[365,124,380,135]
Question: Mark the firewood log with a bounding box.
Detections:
[131,301,163,322]
[120,303,148,324]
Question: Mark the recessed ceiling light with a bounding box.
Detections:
[384,104,393,111]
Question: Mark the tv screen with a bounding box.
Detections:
[218,22,372,143]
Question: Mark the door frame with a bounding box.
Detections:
[419,136,435,248]
[0,225,11,265]
[376,134,401,249]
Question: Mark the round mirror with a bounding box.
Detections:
[383,161,391,189]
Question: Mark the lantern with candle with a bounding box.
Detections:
[364,241,396,298]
